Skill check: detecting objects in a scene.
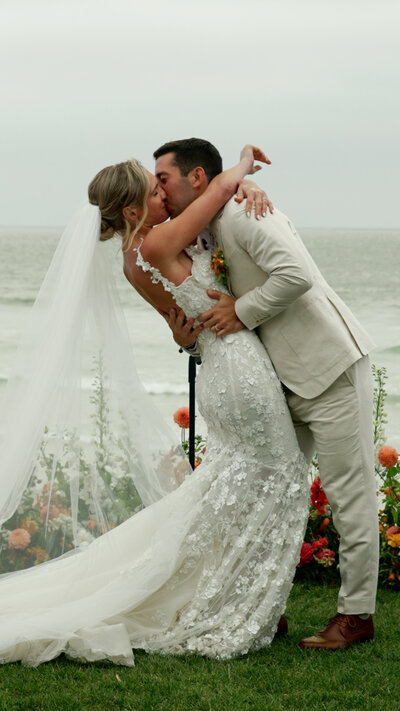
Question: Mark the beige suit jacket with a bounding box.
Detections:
[211,199,375,399]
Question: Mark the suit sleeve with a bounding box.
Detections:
[231,210,314,330]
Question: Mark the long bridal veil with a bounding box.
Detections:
[0,204,190,574]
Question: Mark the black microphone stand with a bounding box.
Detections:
[188,355,202,469]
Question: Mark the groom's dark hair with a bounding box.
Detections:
[153,138,223,182]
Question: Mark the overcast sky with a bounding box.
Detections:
[0,0,399,228]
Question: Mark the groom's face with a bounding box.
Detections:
[155,152,198,217]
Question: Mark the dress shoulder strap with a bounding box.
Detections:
[134,240,176,296]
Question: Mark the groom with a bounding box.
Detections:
[154,137,379,650]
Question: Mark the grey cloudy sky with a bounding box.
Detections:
[0,0,399,227]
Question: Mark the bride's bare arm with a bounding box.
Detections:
[143,146,269,261]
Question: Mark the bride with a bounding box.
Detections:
[0,145,308,666]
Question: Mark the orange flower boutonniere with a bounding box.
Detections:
[210,248,229,288]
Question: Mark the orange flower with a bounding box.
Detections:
[173,407,190,429]
[319,517,331,531]
[387,533,400,548]
[378,446,399,468]
[388,573,396,581]
[20,518,40,536]
[8,528,31,550]
[210,249,228,287]
[27,546,50,565]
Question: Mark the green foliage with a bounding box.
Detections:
[372,363,388,475]
[181,434,207,467]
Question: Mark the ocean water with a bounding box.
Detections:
[0,226,399,447]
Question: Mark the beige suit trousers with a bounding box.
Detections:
[286,355,379,614]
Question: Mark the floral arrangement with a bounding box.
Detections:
[174,365,400,590]
[210,248,229,288]
[377,445,400,587]
[5,361,397,587]
[296,472,339,581]
[297,366,400,589]
[0,356,143,574]
[173,407,206,468]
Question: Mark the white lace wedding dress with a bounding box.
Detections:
[0,245,308,667]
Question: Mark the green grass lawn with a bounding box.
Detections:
[0,582,399,711]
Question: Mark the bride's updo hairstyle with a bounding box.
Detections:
[88,159,149,251]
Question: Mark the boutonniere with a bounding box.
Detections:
[210,248,229,288]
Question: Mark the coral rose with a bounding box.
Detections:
[8,528,31,550]
[378,446,399,468]
[297,542,314,567]
[385,525,399,540]
[173,407,190,429]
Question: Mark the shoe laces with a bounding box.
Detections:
[327,613,358,629]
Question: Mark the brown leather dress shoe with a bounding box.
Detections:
[275,614,288,638]
[298,613,374,650]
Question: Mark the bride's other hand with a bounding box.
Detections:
[161,308,204,348]
[235,180,274,219]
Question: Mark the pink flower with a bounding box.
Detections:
[315,548,335,564]
[8,528,31,550]
[40,505,60,521]
[385,525,399,541]
[378,446,399,468]
[297,542,314,567]
[173,407,190,429]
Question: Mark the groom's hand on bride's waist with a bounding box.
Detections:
[198,291,244,337]
[161,308,204,348]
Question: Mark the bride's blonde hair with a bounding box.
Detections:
[88,159,149,251]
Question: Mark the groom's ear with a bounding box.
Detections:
[188,166,207,191]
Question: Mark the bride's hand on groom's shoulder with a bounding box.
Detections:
[161,308,204,348]
[235,180,274,219]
